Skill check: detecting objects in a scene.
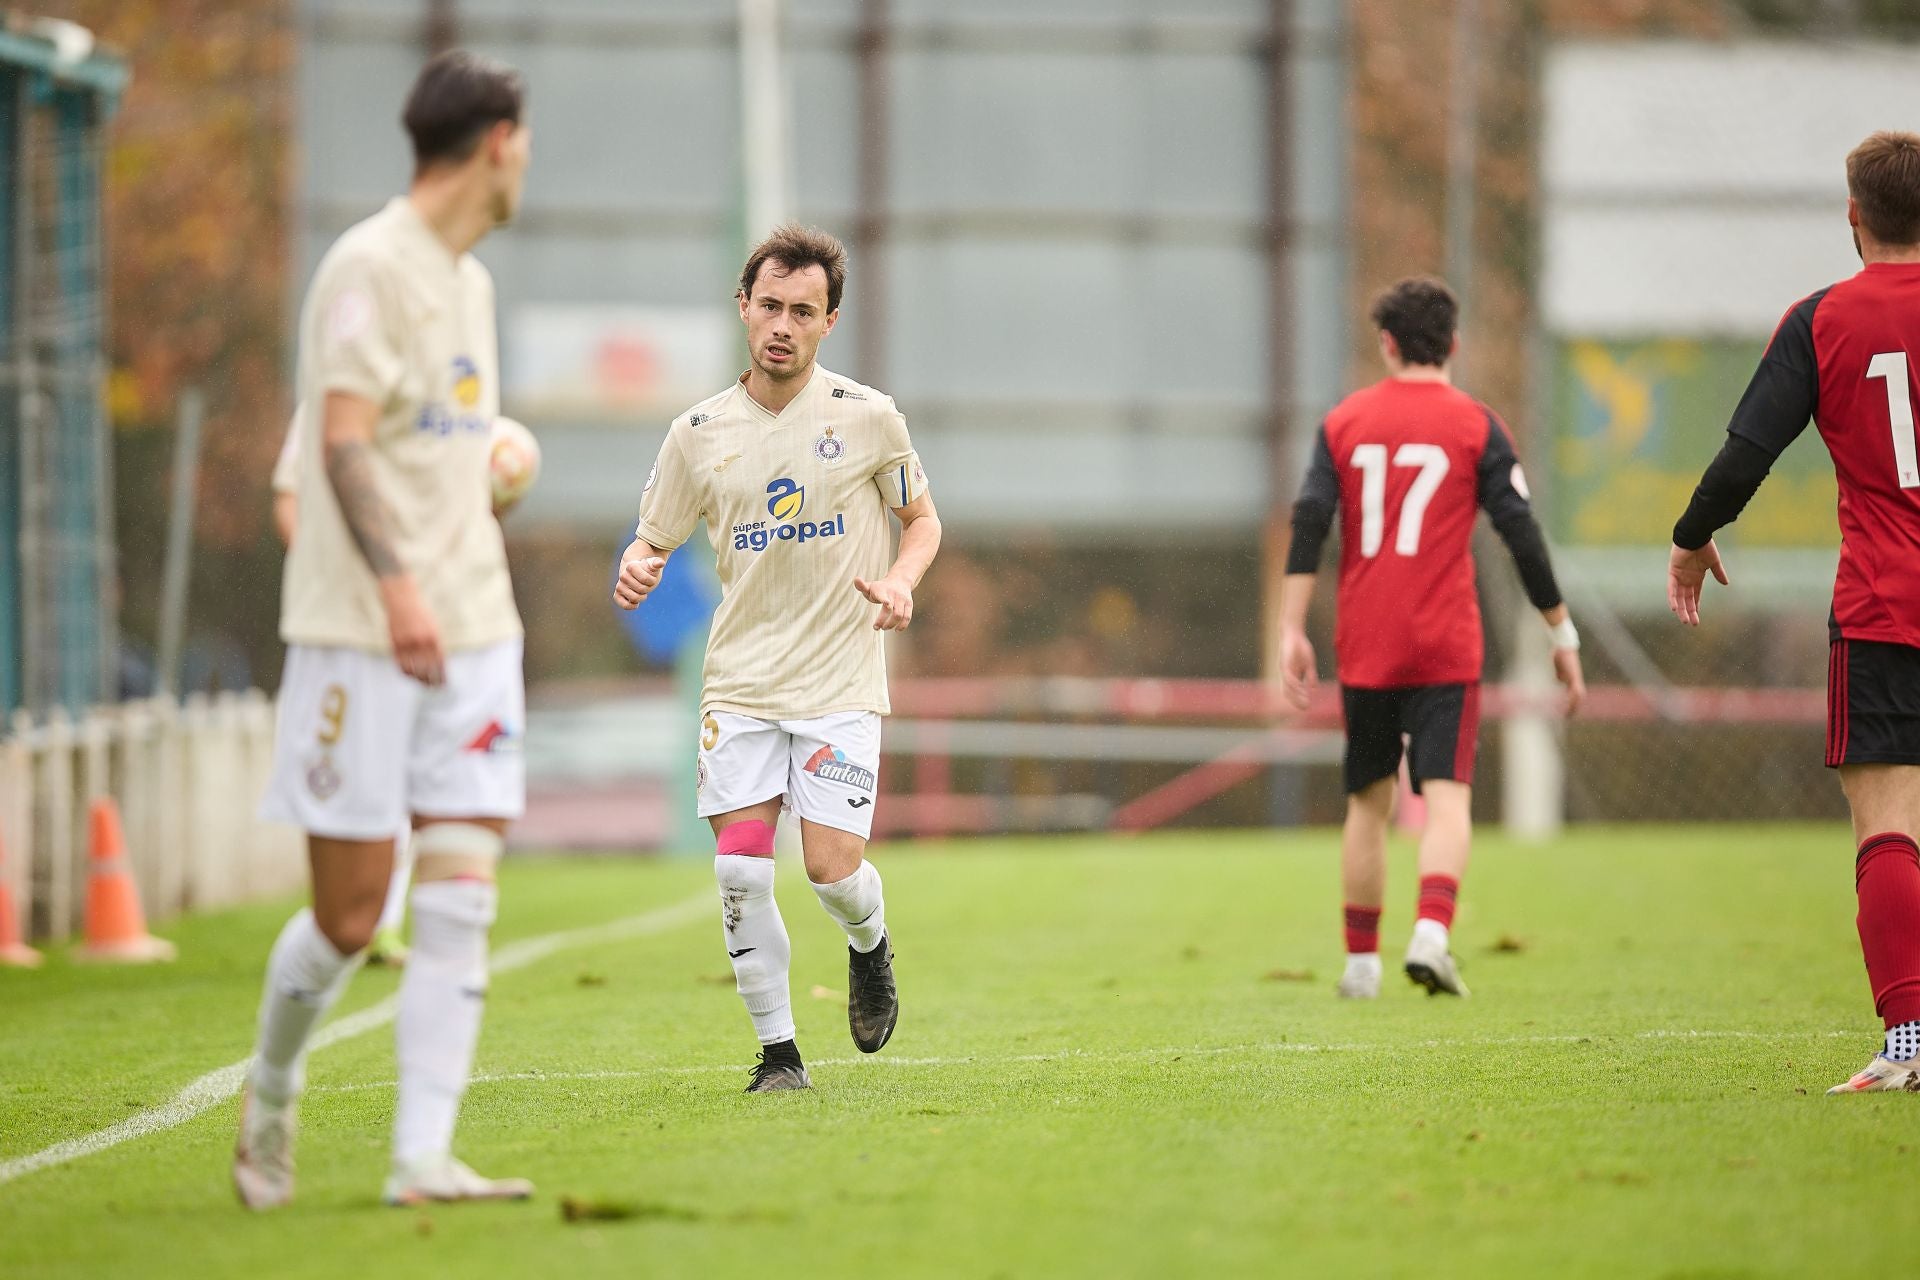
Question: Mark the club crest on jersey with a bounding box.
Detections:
[814,426,845,464]
[803,745,875,793]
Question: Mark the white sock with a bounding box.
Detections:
[376,832,414,935]
[1412,918,1450,951]
[715,855,794,1044]
[1344,952,1382,980]
[1887,1020,1920,1062]
[393,880,495,1167]
[249,909,358,1106]
[811,860,886,954]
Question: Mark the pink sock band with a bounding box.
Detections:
[717,820,776,857]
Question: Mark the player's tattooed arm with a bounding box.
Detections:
[324,434,403,577]
[321,390,445,684]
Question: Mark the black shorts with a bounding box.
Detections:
[1341,683,1480,795]
[1827,639,1920,767]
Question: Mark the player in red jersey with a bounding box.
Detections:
[1670,131,1920,1094]
[1282,277,1586,999]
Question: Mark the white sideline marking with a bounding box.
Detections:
[0,892,711,1189]
[311,1027,1864,1094]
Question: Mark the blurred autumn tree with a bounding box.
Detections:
[39,0,295,689]
[1350,0,1920,450]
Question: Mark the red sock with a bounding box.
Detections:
[1343,905,1381,955]
[1855,833,1920,1028]
[1417,875,1459,929]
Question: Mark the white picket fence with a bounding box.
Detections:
[0,693,304,943]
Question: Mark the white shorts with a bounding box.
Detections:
[696,710,882,840]
[261,639,526,841]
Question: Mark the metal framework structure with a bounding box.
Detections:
[0,23,126,715]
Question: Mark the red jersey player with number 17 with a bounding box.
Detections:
[1281,277,1586,1001]
[1670,131,1920,1095]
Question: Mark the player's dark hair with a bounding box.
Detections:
[1369,276,1457,368]
[1847,131,1920,246]
[402,50,524,172]
[739,224,848,313]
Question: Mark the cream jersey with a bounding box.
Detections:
[635,366,928,720]
[280,197,521,653]
[271,405,303,496]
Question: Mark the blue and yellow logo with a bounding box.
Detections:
[766,478,805,522]
[452,356,481,408]
[731,476,844,552]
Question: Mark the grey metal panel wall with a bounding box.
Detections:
[296,0,1278,536]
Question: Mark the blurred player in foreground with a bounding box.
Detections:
[614,225,941,1091]
[1281,277,1585,999]
[1670,131,1920,1095]
[236,51,535,1209]
[272,408,539,967]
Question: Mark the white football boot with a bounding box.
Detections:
[232,1087,297,1211]
[1403,930,1470,998]
[382,1155,534,1206]
[1827,1055,1920,1095]
[1336,955,1382,999]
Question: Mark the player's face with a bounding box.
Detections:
[740,263,838,382]
[490,121,532,225]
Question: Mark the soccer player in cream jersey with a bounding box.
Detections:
[615,226,942,1091]
[236,51,534,1209]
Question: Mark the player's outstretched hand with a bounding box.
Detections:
[614,554,666,610]
[854,575,913,631]
[1553,645,1587,717]
[1280,628,1317,711]
[1667,539,1729,627]
[380,576,445,686]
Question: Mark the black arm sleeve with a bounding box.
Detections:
[1671,434,1778,550]
[1284,426,1339,575]
[1671,289,1825,548]
[1477,412,1563,611]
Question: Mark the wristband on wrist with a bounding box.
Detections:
[1547,616,1580,651]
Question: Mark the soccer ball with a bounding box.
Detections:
[490,415,540,514]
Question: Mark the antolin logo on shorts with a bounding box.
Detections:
[731,477,846,552]
[466,720,521,754]
[803,745,875,792]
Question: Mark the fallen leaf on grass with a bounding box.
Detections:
[811,984,846,1003]
[1488,935,1526,954]
[576,973,607,987]
[695,972,733,985]
[561,1196,703,1224]
[1262,968,1315,983]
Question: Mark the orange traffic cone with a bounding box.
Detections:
[77,797,175,964]
[0,829,42,968]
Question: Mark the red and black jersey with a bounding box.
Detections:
[1288,378,1563,688]
[1675,263,1920,646]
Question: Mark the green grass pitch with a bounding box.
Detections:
[1,826,1913,1278]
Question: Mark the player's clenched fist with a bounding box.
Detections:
[854,575,913,630]
[614,551,666,610]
